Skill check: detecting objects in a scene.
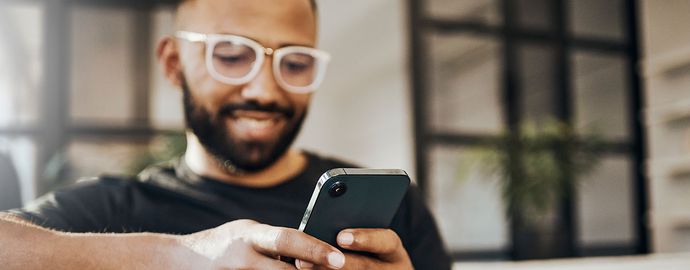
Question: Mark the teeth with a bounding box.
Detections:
[237,117,274,129]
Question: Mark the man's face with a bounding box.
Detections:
[176,0,317,172]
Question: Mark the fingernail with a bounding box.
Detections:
[327,251,345,269]
[296,259,314,269]
[338,232,354,246]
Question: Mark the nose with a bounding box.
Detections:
[240,56,283,104]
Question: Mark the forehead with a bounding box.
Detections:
[178,0,317,47]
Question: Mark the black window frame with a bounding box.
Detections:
[407,0,648,261]
[0,0,182,196]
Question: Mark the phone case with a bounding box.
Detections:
[298,168,411,247]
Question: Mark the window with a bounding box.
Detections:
[409,0,646,260]
[0,0,182,204]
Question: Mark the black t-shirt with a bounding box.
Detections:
[8,152,452,269]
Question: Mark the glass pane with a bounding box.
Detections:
[576,156,635,250]
[515,0,555,31]
[0,4,43,127]
[150,7,184,129]
[518,42,557,126]
[426,0,502,26]
[429,145,509,251]
[568,0,627,41]
[428,33,504,135]
[572,50,630,141]
[70,6,137,126]
[0,137,38,207]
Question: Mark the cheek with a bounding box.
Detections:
[291,94,312,114]
[192,80,243,114]
[182,54,241,110]
[180,45,206,78]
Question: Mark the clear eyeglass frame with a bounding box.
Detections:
[175,31,331,94]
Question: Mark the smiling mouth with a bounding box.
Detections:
[235,117,279,128]
[232,109,283,120]
[227,110,288,141]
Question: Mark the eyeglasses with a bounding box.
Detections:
[175,31,330,94]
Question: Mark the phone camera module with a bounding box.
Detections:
[329,181,347,197]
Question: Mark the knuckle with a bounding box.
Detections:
[226,219,258,231]
[386,229,401,241]
[236,219,259,226]
[386,229,402,250]
[273,228,293,251]
[306,241,329,262]
[351,231,366,245]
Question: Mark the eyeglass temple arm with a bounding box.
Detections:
[175,31,207,42]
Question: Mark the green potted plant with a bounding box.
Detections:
[470,119,603,259]
[126,133,187,174]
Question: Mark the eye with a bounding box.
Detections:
[214,54,251,64]
[283,61,310,72]
[212,42,255,66]
[281,53,315,73]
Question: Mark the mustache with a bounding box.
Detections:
[218,101,295,118]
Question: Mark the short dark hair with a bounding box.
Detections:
[177,0,317,15]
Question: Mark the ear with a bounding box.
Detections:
[156,36,183,87]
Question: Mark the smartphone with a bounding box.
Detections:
[298,168,410,247]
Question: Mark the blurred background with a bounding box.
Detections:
[1,0,690,267]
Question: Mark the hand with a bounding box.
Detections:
[298,228,413,270]
[179,219,346,270]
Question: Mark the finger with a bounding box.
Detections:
[216,247,296,270]
[253,255,299,270]
[295,259,314,269]
[307,254,380,270]
[340,252,383,270]
[336,229,404,261]
[250,224,346,269]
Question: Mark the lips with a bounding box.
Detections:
[227,110,288,142]
[232,110,282,120]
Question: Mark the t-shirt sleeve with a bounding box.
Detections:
[4,177,131,233]
[391,185,453,270]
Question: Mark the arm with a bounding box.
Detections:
[0,213,203,269]
[0,214,345,270]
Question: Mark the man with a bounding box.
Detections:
[0,0,451,269]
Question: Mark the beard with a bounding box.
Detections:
[181,76,306,173]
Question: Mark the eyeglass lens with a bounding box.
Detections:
[279,52,317,87]
[212,41,257,78]
[211,40,319,87]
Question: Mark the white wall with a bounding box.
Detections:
[295,0,415,175]
[640,0,690,253]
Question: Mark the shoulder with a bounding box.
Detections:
[8,174,140,231]
[136,159,179,183]
[35,175,142,209]
[290,151,360,187]
[303,151,360,170]
[56,174,137,194]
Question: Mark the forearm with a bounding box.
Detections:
[0,214,209,270]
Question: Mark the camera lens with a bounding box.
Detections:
[329,181,347,197]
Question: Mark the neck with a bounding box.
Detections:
[184,132,307,187]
